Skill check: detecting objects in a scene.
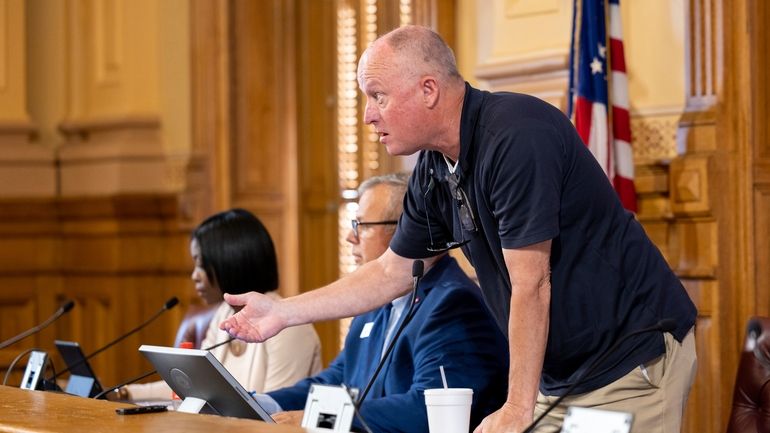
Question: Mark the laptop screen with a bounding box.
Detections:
[54,340,103,397]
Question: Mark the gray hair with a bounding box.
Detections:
[358,172,411,222]
[380,25,463,83]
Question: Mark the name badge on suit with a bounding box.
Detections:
[360,322,374,338]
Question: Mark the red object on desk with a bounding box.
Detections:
[171,341,195,400]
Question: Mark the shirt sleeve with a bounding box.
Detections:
[252,393,283,414]
[487,123,563,249]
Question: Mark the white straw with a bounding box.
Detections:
[439,365,448,388]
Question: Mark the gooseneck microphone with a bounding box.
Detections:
[92,337,236,400]
[92,369,158,400]
[357,259,424,405]
[0,300,75,350]
[52,297,179,380]
[522,318,678,433]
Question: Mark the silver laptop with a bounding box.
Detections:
[138,344,274,422]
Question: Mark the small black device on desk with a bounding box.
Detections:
[115,404,168,415]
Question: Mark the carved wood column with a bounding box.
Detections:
[673,0,754,431]
[228,0,301,305]
[296,0,341,365]
[56,0,195,198]
[749,0,770,320]
[190,0,231,220]
[0,0,56,197]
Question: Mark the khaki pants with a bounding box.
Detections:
[534,328,697,433]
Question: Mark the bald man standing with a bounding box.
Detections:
[222,26,696,433]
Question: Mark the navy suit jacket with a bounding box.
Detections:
[268,256,509,433]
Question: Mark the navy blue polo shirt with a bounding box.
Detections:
[390,83,697,396]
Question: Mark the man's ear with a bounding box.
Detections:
[421,76,439,108]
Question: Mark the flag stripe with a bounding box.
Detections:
[612,106,631,142]
[614,138,634,178]
[569,0,636,211]
[589,102,610,174]
[609,39,626,72]
[610,71,629,109]
[609,4,622,39]
[575,96,593,145]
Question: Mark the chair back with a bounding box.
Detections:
[726,316,770,433]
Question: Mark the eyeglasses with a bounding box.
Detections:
[351,219,398,240]
[445,172,478,233]
[423,169,478,252]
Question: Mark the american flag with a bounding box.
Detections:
[568,0,637,212]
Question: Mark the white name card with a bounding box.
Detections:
[560,406,633,433]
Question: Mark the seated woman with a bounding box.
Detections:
[123,209,322,401]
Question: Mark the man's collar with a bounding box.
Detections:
[457,82,484,177]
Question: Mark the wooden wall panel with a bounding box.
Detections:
[671,220,718,279]
[231,3,291,197]
[750,0,770,318]
[672,0,768,431]
[229,0,300,306]
[295,0,341,364]
[681,278,718,433]
[670,155,713,217]
[0,292,38,364]
[191,0,341,365]
[0,196,198,389]
[755,187,770,316]
[674,0,724,428]
[636,0,764,430]
[190,0,230,216]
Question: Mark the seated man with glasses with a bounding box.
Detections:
[253,173,508,433]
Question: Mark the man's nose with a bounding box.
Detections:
[345,228,358,245]
[363,101,378,125]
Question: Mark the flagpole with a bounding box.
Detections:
[604,0,615,179]
[568,0,583,120]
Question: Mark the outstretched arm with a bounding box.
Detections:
[220,249,439,342]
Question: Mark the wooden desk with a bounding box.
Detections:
[0,385,305,432]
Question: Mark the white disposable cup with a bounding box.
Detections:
[424,388,473,433]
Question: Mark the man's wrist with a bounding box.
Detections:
[502,399,534,419]
[278,298,299,328]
